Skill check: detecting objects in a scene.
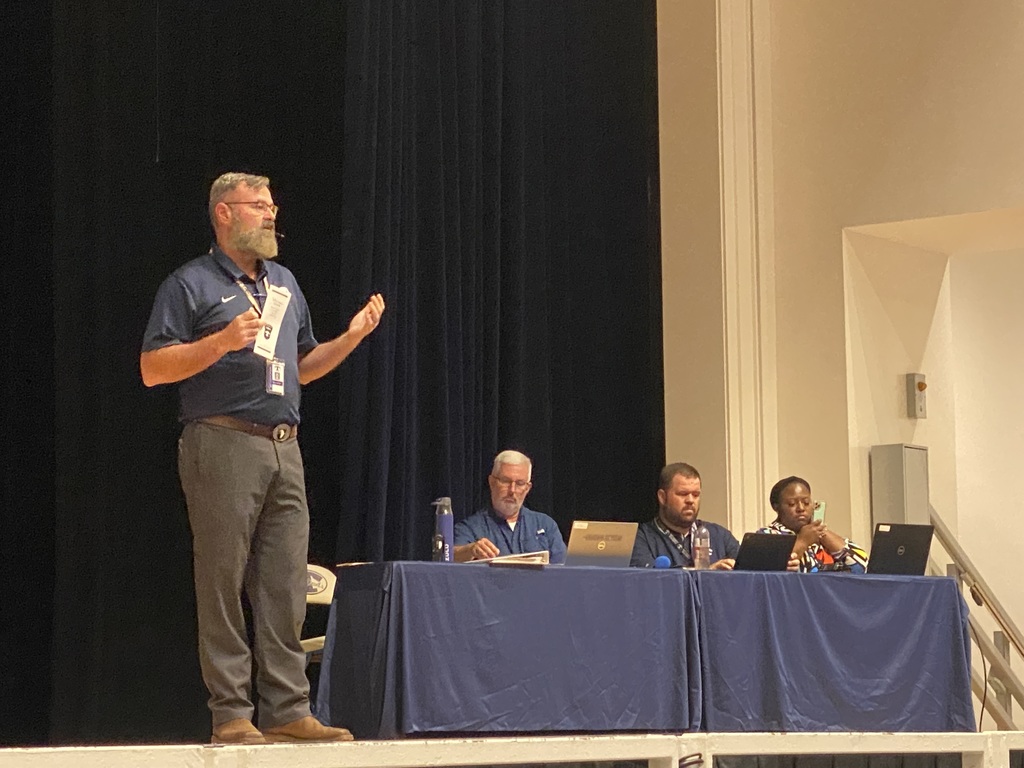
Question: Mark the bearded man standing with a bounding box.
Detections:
[141,173,385,744]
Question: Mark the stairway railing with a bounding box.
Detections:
[929,505,1022,729]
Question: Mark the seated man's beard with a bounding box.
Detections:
[232,226,278,259]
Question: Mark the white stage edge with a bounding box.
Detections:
[3,732,1024,768]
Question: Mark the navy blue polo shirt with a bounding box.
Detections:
[142,246,317,425]
[629,518,740,568]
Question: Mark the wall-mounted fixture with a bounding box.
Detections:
[906,373,927,419]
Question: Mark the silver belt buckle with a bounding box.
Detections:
[272,424,291,442]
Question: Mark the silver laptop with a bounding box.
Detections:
[563,521,639,567]
[867,522,933,575]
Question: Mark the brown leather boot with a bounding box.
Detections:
[211,718,266,745]
[264,716,354,742]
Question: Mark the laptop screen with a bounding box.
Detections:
[867,523,934,575]
[564,521,639,567]
[733,532,793,572]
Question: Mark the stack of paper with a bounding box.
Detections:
[484,551,550,567]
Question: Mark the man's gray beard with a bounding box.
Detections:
[232,227,278,260]
[495,499,521,519]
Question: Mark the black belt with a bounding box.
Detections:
[198,415,298,442]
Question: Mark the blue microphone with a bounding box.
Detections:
[654,555,672,569]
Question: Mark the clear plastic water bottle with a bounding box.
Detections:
[432,497,454,562]
[693,523,711,570]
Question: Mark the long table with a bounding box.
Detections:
[314,562,973,738]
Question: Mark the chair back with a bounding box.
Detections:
[306,564,337,606]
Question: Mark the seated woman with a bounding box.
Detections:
[760,476,868,573]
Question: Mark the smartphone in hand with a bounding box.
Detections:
[813,500,826,522]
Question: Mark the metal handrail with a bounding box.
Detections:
[967,611,1024,708]
[970,666,1016,731]
[929,505,1024,660]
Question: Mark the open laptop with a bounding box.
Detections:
[732,532,794,572]
[867,522,933,575]
[563,521,639,567]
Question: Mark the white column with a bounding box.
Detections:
[717,0,778,534]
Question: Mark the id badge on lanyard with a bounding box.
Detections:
[266,358,285,396]
[237,276,290,396]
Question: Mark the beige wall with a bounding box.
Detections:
[950,249,1024,627]
[657,0,729,524]
[843,232,956,545]
[659,0,1024,539]
[770,0,1024,538]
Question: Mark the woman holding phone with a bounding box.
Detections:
[760,476,868,573]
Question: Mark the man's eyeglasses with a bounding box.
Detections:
[492,476,531,491]
[225,201,279,216]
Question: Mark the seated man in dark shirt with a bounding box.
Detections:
[630,462,739,569]
[453,450,567,563]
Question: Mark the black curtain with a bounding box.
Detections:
[333,0,664,563]
[4,0,55,749]
[8,0,661,746]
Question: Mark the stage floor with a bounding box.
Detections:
[0,732,1020,768]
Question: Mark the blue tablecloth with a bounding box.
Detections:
[315,562,702,738]
[316,563,973,737]
[694,570,974,732]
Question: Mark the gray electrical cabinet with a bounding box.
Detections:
[869,443,930,527]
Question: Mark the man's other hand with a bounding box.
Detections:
[347,293,386,340]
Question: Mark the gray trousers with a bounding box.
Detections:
[178,421,312,729]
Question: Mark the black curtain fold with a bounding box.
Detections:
[12,0,661,746]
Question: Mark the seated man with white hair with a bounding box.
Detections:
[453,450,567,563]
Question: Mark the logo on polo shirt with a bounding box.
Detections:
[221,295,236,304]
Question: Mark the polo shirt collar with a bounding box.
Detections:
[210,243,269,283]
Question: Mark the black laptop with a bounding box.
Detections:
[732,532,793,572]
[867,523,933,575]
